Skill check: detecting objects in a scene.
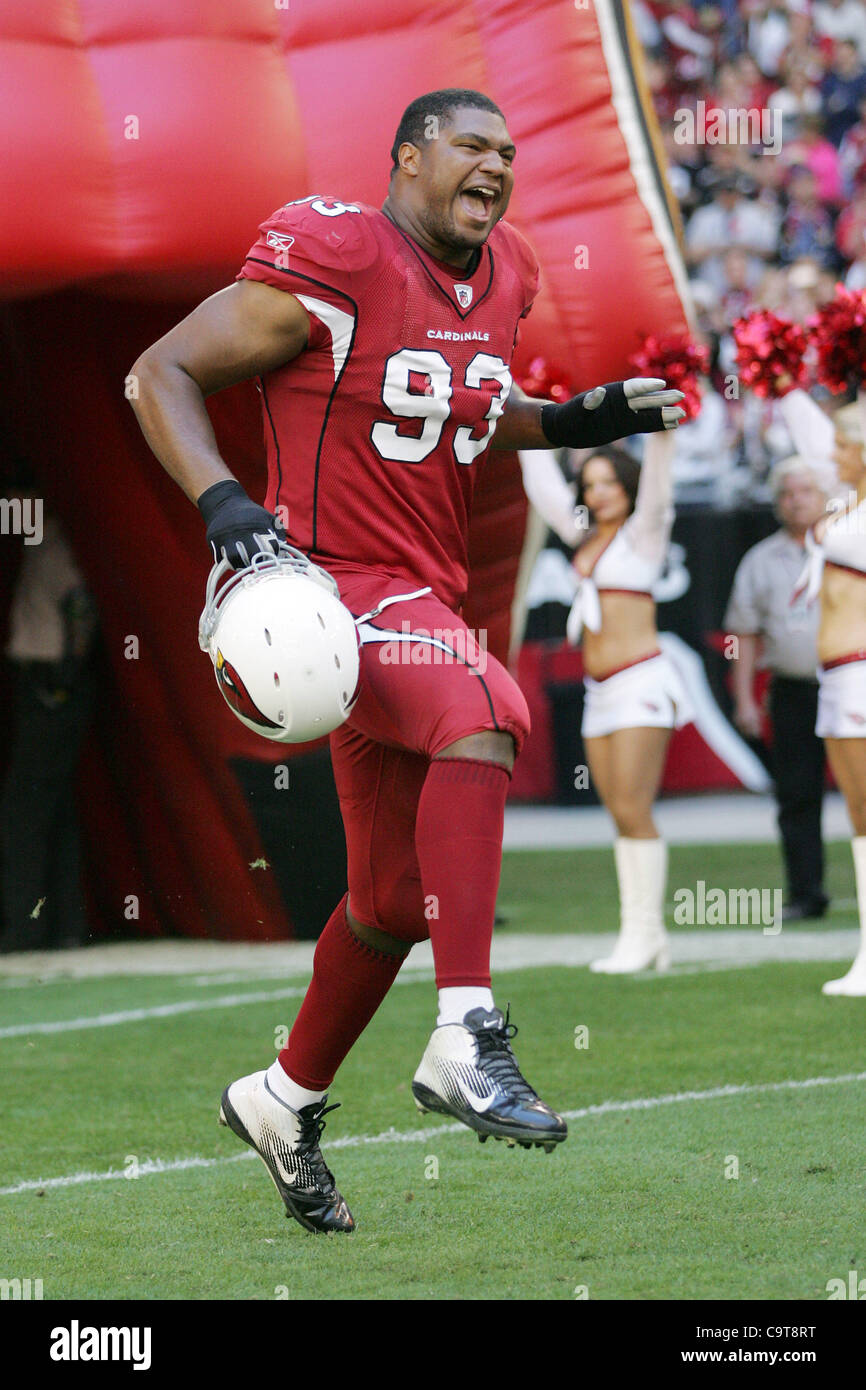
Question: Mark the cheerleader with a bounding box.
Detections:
[561,430,691,971]
[782,389,866,994]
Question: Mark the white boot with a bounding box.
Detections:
[823,837,866,996]
[591,836,671,974]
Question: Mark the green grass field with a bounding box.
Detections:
[2,840,864,1302]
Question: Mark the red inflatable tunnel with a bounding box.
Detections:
[0,0,690,940]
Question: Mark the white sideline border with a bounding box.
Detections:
[2,1070,865,1199]
[503,793,852,849]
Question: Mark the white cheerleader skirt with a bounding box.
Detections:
[582,649,695,739]
[816,653,866,739]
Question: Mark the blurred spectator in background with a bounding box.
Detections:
[746,2,794,80]
[820,38,866,145]
[700,0,745,59]
[736,49,776,105]
[694,1,736,58]
[839,90,866,190]
[780,113,843,203]
[724,454,831,920]
[719,245,755,320]
[692,141,751,203]
[769,58,823,143]
[645,52,684,123]
[779,164,839,266]
[845,244,866,289]
[670,379,740,502]
[813,0,866,62]
[633,0,664,51]
[0,488,99,953]
[779,5,829,83]
[836,178,866,268]
[659,0,717,83]
[783,253,838,316]
[749,143,787,215]
[647,2,866,500]
[686,171,779,292]
[710,57,758,110]
[663,125,699,207]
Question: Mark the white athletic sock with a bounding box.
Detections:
[266,1060,327,1113]
[437,986,495,1027]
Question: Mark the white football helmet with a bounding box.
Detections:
[198,547,360,743]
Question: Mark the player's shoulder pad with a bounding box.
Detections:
[490,218,540,293]
[256,196,382,274]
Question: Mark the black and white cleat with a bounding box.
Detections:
[219,1070,354,1233]
[412,1007,567,1151]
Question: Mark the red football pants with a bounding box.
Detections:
[278,569,529,1088]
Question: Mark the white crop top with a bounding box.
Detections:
[781,389,866,602]
[793,502,866,604]
[567,431,675,644]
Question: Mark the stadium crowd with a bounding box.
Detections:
[635,0,866,502]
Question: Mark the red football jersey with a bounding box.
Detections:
[237,195,539,609]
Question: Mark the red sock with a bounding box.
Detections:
[278,895,404,1090]
[414,758,509,988]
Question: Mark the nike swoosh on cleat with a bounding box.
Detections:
[460,1086,497,1114]
[270,1155,298,1186]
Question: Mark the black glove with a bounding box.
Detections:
[197,479,284,568]
[540,377,686,449]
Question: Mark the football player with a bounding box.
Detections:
[129,88,684,1234]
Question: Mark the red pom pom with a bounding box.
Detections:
[512,356,573,403]
[732,310,809,398]
[628,332,709,421]
[808,285,866,394]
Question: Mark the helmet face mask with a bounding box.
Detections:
[198,550,361,743]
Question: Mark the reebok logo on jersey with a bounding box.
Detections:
[266,231,295,252]
[426,329,490,341]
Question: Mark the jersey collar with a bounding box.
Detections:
[380,212,495,320]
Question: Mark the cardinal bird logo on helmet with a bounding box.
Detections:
[215,649,283,732]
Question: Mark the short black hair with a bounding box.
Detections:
[390,89,505,174]
[576,447,641,519]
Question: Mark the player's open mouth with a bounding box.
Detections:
[459,185,497,223]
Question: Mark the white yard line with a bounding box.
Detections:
[3,1070,865,1198]
[0,987,305,1038]
[0,932,860,1038]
